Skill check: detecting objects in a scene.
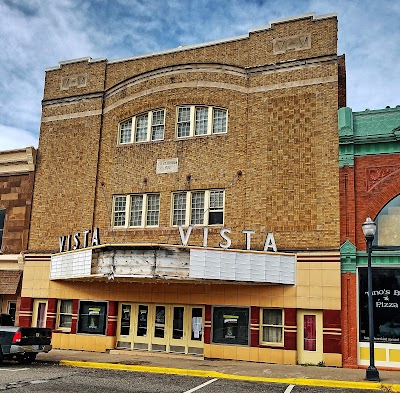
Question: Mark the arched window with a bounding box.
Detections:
[374,194,400,246]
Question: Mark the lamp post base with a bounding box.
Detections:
[365,366,380,382]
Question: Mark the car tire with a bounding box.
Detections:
[16,353,36,364]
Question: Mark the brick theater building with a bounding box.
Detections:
[22,13,345,366]
[0,147,36,323]
[340,105,400,369]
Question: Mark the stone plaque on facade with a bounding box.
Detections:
[156,158,178,174]
[273,33,311,54]
[61,74,87,90]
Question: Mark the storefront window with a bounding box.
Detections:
[359,268,400,343]
[212,307,249,345]
[78,301,107,335]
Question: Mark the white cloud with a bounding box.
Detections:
[0,124,38,150]
[0,0,399,152]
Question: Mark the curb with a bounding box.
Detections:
[59,360,400,392]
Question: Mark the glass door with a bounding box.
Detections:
[187,306,204,355]
[117,303,133,348]
[151,305,167,351]
[118,303,204,354]
[133,304,150,350]
[169,306,185,353]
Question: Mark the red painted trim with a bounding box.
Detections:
[71,299,79,334]
[204,305,212,344]
[323,334,341,354]
[107,301,117,336]
[250,306,259,347]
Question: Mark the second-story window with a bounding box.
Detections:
[176,106,227,138]
[118,109,165,144]
[112,194,160,228]
[172,190,224,226]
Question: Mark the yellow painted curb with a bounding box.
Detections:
[59,360,400,391]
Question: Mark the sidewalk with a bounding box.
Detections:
[36,349,400,391]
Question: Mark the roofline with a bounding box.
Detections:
[46,12,337,70]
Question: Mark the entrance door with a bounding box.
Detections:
[116,303,133,348]
[32,299,48,328]
[133,304,150,350]
[187,306,204,355]
[7,301,17,324]
[297,310,323,365]
[169,306,185,353]
[151,305,167,351]
[117,303,204,354]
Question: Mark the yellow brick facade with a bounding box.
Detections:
[25,13,343,365]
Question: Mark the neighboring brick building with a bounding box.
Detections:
[0,147,36,323]
[24,13,344,366]
[340,105,400,370]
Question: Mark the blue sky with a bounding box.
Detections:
[0,0,399,150]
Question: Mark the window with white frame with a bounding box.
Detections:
[57,299,73,331]
[172,190,224,226]
[118,109,165,144]
[176,106,227,138]
[261,308,284,345]
[112,194,160,228]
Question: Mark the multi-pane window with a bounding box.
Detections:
[0,209,5,249]
[176,106,227,138]
[57,299,73,331]
[177,107,191,138]
[118,109,165,144]
[172,190,224,226]
[113,194,160,228]
[113,196,127,227]
[261,308,284,345]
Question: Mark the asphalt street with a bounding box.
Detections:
[0,364,386,393]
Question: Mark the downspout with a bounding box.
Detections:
[91,60,108,237]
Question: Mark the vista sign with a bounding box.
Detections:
[58,226,277,253]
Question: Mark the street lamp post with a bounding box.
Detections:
[362,217,380,382]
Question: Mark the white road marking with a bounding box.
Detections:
[0,368,29,372]
[284,384,295,393]
[183,378,218,392]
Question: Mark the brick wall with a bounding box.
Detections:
[340,153,400,251]
[0,172,34,253]
[29,14,342,253]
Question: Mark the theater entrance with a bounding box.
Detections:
[117,303,204,355]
